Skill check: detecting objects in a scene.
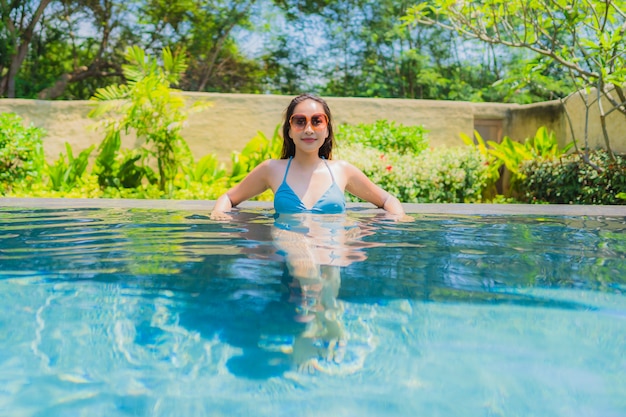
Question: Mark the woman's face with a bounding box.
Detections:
[288,99,329,156]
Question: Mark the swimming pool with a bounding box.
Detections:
[1,199,625,417]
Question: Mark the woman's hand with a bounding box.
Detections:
[211,194,234,221]
[210,210,233,221]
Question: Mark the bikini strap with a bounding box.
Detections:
[281,157,293,184]
[321,158,336,184]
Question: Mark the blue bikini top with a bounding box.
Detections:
[274,158,346,214]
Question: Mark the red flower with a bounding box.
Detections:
[386,165,392,172]
[380,154,385,160]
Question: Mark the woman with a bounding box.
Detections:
[210,93,405,219]
[212,93,404,372]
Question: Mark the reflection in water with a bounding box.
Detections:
[269,213,374,372]
[197,211,386,378]
[1,208,626,416]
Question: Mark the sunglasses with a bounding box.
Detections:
[289,113,328,132]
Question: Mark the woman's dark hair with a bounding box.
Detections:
[281,93,335,160]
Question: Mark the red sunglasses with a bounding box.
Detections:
[289,113,328,132]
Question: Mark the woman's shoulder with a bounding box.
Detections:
[265,158,290,170]
[328,158,358,171]
[255,158,289,170]
[327,159,364,184]
[259,159,290,181]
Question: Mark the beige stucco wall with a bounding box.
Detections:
[0,92,624,166]
[170,93,479,164]
[508,101,567,145]
[562,88,626,152]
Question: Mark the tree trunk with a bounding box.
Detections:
[36,62,122,99]
[1,0,53,97]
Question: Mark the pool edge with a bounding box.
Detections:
[1,197,625,217]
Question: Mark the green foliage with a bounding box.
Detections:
[229,126,282,185]
[460,130,502,198]
[337,120,491,203]
[7,110,623,207]
[336,120,429,155]
[89,46,210,193]
[0,113,45,193]
[92,130,121,188]
[184,154,228,185]
[338,143,490,203]
[6,0,267,99]
[518,150,626,205]
[117,150,158,189]
[491,55,575,103]
[92,130,157,189]
[492,127,572,177]
[46,143,95,191]
[463,126,573,196]
[403,0,626,151]
[174,153,230,199]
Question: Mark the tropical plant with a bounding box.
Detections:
[92,129,157,189]
[459,131,501,199]
[89,46,210,193]
[229,126,282,185]
[185,154,228,185]
[0,112,45,193]
[46,142,95,191]
[462,126,573,196]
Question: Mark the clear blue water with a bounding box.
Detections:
[1,207,625,417]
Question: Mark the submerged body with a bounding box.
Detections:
[209,93,407,371]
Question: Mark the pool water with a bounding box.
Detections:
[1,207,625,417]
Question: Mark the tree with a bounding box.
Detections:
[0,0,53,97]
[269,0,555,101]
[34,0,138,99]
[4,0,265,99]
[403,0,626,157]
[135,0,265,93]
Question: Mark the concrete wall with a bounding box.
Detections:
[508,101,567,145]
[561,88,626,152]
[0,92,624,166]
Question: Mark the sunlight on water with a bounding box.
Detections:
[0,207,625,416]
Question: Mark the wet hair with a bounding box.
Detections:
[280,93,335,160]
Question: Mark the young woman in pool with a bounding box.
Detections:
[212,93,406,372]
[210,93,405,219]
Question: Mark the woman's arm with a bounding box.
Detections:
[342,161,406,216]
[211,160,273,220]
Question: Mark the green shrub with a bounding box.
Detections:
[518,150,626,205]
[337,143,490,203]
[0,113,45,193]
[46,142,95,191]
[229,127,282,185]
[462,126,573,197]
[337,120,429,155]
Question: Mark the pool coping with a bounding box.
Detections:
[1,197,625,217]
